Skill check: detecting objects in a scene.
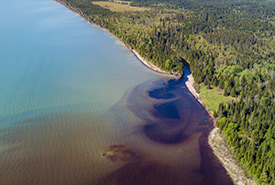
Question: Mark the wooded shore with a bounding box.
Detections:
[53,1,256,184]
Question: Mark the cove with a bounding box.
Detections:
[0,0,233,184]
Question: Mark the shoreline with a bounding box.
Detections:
[209,127,256,185]
[131,49,179,77]
[53,1,252,184]
[185,74,203,104]
[185,75,256,185]
[53,0,178,78]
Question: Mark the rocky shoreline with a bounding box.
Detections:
[186,74,256,185]
[209,127,256,185]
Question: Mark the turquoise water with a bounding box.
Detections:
[0,0,233,184]
[0,0,160,119]
[0,0,162,184]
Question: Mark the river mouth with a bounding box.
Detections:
[102,77,233,185]
[0,0,233,183]
[0,77,233,185]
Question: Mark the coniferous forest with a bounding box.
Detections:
[56,0,275,184]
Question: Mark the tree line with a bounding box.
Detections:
[56,0,275,183]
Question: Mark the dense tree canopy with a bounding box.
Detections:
[56,0,275,183]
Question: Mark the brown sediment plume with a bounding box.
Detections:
[101,145,141,162]
[52,0,236,184]
[107,78,234,185]
[199,125,233,185]
[90,161,186,185]
[185,72,255,185]
[98,144,189,185]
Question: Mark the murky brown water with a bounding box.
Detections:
[99,78,233,185]
[0,0,233,183]
[0,77,233,185]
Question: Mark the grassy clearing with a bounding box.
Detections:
[93,1,148,12]
[199,85,235,113]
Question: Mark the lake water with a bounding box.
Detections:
[0,0,233,184]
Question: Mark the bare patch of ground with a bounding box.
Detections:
[93,1,148,12]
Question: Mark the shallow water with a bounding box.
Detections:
[0,0,233,184]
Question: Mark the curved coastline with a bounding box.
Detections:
[53,1,250,184]
[185,75,256,185]
[131,49,179,77]
[53,0,178,78]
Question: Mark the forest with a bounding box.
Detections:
[56,0,275,184]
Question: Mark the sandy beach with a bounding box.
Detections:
[186,74,255,185]
[131,49,180,77]
[185,74,202,103]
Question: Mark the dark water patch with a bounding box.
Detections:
[143,123,187,144]
[91,161,187,185]
[110,80,162,123]
[0,76,234,185]
[153,101,180,120]
[109,76,233,185]
[112,78,205,145]
[0,0,233,183]
[199,126,233,185]
[148,78,183,100]
[149,90,175,99]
